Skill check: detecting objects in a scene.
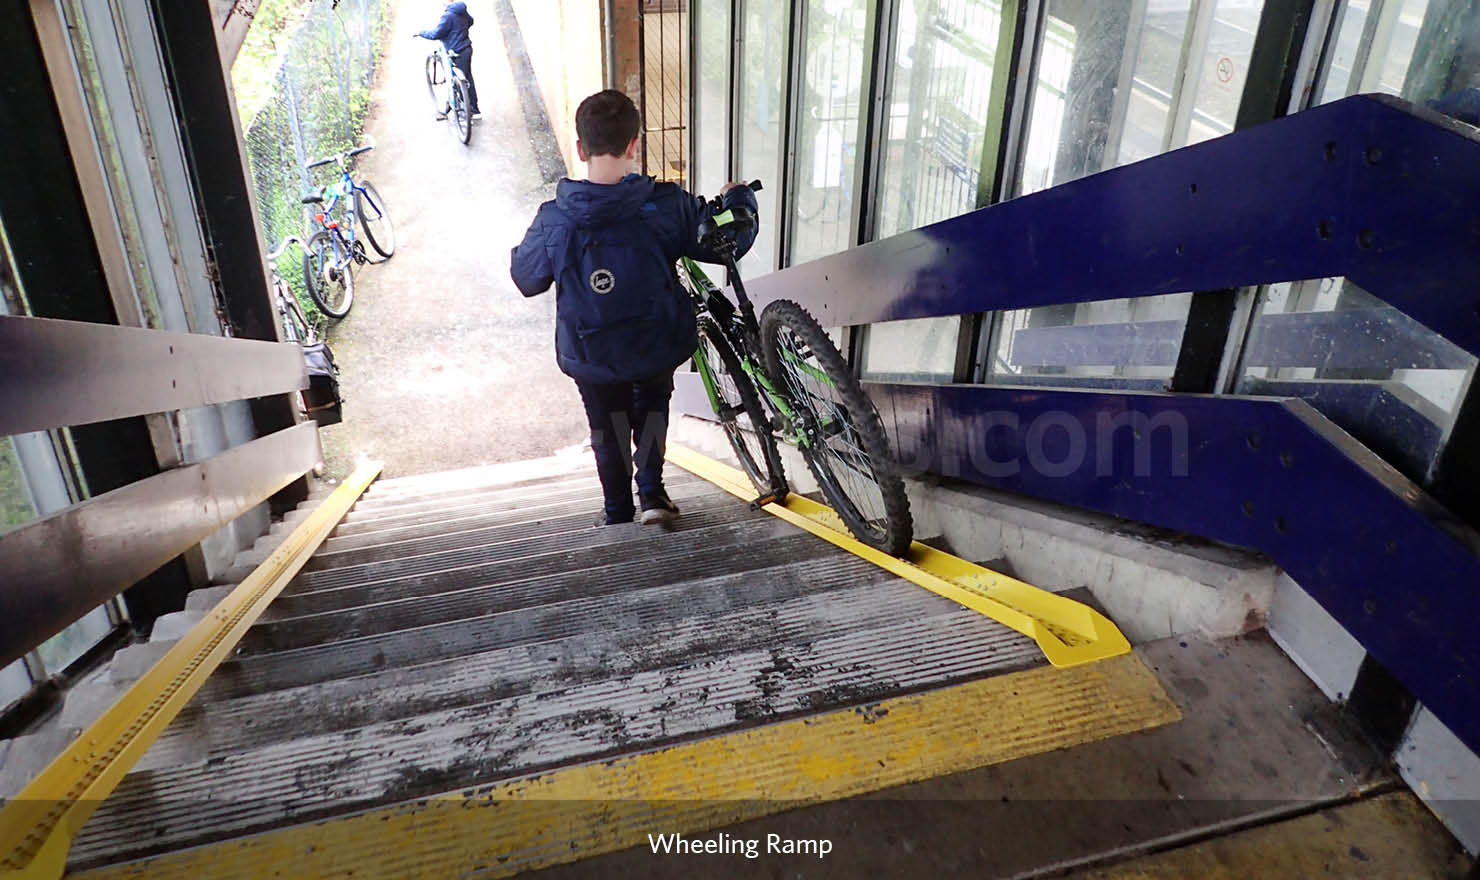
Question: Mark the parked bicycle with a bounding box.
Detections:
[268,237,342,426]
[267,236,318,344]
[680,181,914,556]
[419,39,472,145]
[301,145,396,318]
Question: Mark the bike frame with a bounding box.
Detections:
[680,256,819,450]
[309,173,360,263]
[307,150,384,271]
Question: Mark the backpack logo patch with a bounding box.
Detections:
[589,268,615,294]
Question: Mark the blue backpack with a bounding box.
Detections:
[554,210,697,384]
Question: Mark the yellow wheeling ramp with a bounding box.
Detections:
[666,443,1132,667]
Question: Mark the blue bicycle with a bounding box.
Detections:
[301,145,396,318]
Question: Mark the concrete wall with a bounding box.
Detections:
[670,413,1280,644]
[508,0,604,177]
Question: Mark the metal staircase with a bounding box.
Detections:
[0,453,1471,877]
[65,460,1057,871]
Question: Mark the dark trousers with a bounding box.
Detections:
[575,374,674,523]
[451,49,479,114]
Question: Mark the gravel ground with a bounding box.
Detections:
[318,0,587,480]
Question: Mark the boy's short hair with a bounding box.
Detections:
[576,90,641,157]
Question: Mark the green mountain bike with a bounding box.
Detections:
[681,181,913,556]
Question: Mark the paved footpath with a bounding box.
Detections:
[319,0,587,480]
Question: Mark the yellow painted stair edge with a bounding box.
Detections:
[666,443,1130,668]
[0,461,383,880]
[74,653,1180,879]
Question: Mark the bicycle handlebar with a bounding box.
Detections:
[266,236,302,261]
[306,145,374,171]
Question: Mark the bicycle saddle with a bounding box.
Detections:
[301,192,325,205]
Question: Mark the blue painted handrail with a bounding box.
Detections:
[747,95,1480,361]
[701,94,1480,754]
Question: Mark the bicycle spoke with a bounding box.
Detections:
[697,321,779,495]
[773,326,888,531]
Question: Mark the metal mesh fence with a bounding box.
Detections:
[240,0,390,291]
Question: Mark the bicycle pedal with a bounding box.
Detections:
[748,493,779,510]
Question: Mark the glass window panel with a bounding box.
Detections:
[1182,0,1263,146]
[0,658,31,711]
[989,293,1194,383]
[789,0,869,265]
[861,317,962,381]
[1017,11,1079,196]
[1366,0,1431,93]
[1319,2,1370,102]
[693,0,732,198]
[737,0,790,276]
[863,1,1007,388]
[1004,1,1198,387]
[874,0,1004,238]
[1317,0,1468,112]
[37,605,113,674]
[1116,1,1194,165]
[1236,277,1477,482]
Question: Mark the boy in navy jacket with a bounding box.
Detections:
[417,2,479,118]
[510,90,758,525]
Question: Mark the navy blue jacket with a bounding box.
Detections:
[420,2,473,54]
[510,174,759,383]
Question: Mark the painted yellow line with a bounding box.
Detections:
[666,444,1130,667]
[74,653,1179,879]
[0,461,383,880]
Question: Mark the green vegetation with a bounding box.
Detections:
[232,0,315,129]
[0,437,37,534]
[233,0,390,323]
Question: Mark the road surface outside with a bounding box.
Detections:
[318,0,587,480]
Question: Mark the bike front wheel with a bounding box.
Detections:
[760,299,912,555]
[356,182,395,259]
[425,52,445,110]
[450,77,472,144]
[302,229,355,318]
[696,316,788,503]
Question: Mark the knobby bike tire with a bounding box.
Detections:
[302,229,354,318]
[452,78,472,144]
[759,299,912,555]
[696,316,788,503]
[356,181,395,259]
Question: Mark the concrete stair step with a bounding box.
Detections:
[285,505,780,598]
[307,484,738,571]
[141,556,966,766]
[242,523,816,655]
